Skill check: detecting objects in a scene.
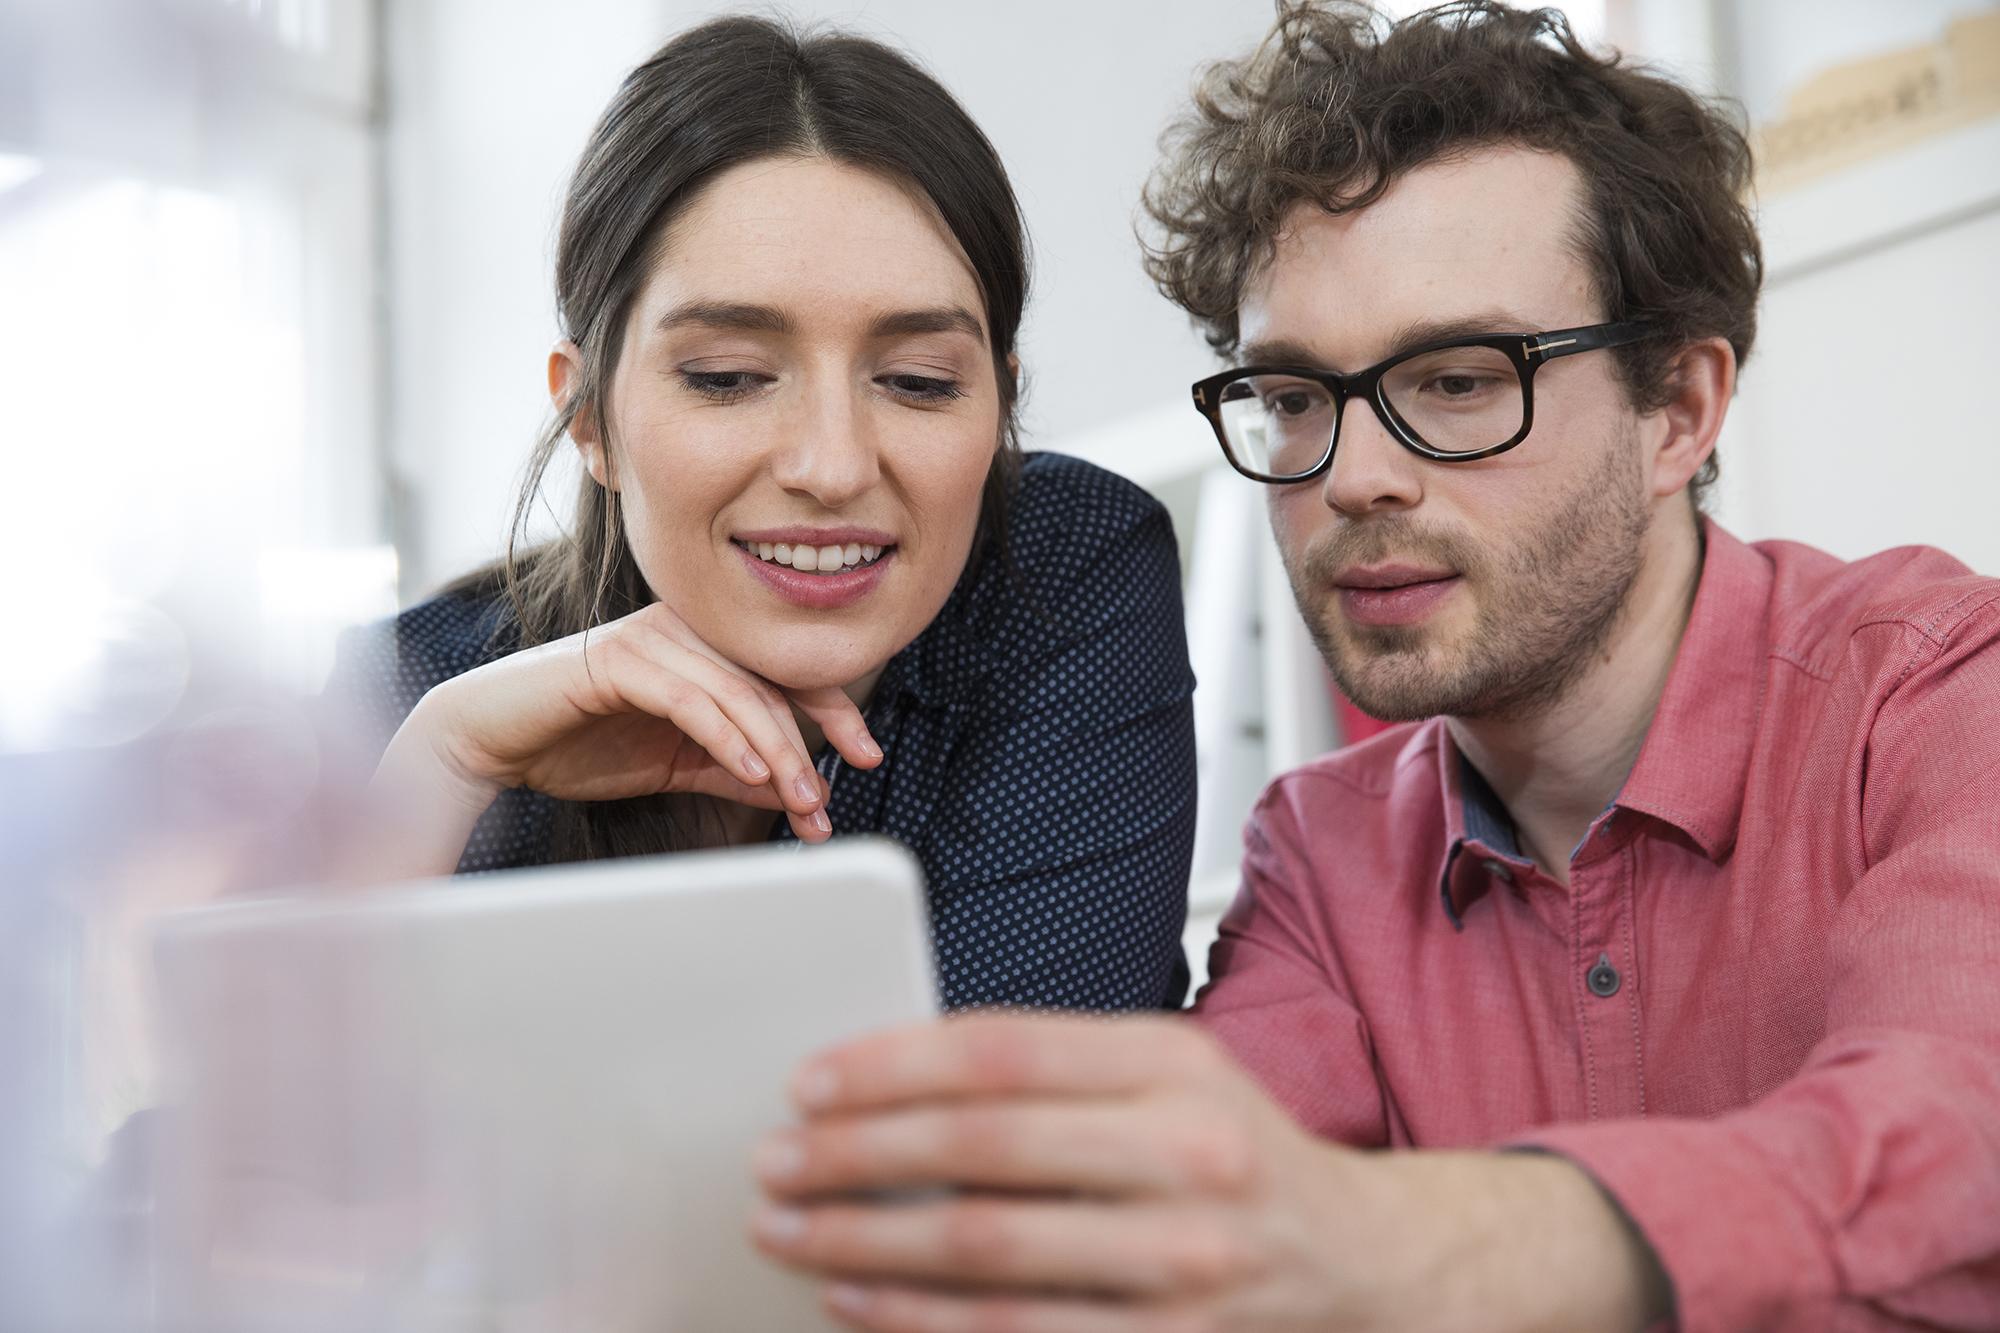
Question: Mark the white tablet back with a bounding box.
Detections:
[152,837,935,1333]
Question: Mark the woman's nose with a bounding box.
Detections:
[769,382,882,509]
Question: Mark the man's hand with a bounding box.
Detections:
[749,1014,1670,1333]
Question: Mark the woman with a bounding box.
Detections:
[334,16,1196,1010]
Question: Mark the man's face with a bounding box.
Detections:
[1238,147,1655,723]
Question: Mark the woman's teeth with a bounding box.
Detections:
[746,541,884,573]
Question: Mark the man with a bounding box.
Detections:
[749,4,2000,1329]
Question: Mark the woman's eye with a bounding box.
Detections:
[679,370,769,400]
[882,374,964,403]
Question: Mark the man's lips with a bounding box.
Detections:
[1331,564,1463,628]
[1332,563,1458,591]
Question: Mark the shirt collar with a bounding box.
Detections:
[1436,730,1531,928]
[1613,519,1770,863]
[1433,519,1770,924]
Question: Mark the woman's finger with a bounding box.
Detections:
[607,627,827,818]
[786,684,883,770]
[632,603,877,783]
[584,645,773,791]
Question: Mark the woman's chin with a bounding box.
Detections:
[729,641,890,696]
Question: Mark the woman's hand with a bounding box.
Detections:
[363,602,882,879]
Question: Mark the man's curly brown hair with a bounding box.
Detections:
[1141,0,1763,505]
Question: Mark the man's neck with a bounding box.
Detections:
[1446,512,1705,886]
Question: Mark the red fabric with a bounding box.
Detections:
[1193,521,2000,1332]
[1332,688,1399,746]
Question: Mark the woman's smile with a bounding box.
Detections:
[731,529,899,610]
[731,525,897,575]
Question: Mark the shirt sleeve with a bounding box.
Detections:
[1518,596,2000,1333]
[922,480,1196,1012]
[319,619,419,766]
[1191,782,1390,1147]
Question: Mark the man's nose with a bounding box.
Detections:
[1321,400,1425,516]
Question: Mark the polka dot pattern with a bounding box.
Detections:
[327,451,1198,1010]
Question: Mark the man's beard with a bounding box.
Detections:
[1284,434,1652,724]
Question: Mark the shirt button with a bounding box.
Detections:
[1586,953,1621,998]
[1482,859,1514,883]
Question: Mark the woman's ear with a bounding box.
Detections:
[548,340,615,490]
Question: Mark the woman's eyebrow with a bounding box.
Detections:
[869,305,985,342]
[656,300,792,334]
[653,301,984,343]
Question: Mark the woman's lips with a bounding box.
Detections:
[1336,574,1462,627]
[736,541,894,610]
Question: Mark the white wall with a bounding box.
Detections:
[1716,115,2000,574]
[383,0,668,595]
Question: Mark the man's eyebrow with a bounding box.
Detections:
[869,305,986,342]
[1379,312,1537,359]
[655,301,793,335]
[1237,337,1323,368]
[1238,311,1541,371]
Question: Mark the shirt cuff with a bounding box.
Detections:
[1510,1118,1837,1333]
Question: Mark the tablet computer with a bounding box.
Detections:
[151,836,935,1333]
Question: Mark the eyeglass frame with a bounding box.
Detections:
[1190,320,1655,482]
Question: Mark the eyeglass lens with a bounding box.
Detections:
[1217,343,1526,476]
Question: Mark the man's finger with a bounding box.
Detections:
[791,1013,1218,1114]
[756,1099,1255,1200]
[816,1281,1208,1333]
[751,1195,1252,1300]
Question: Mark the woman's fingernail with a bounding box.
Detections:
[827,1284,872,1315]
[794,773,820,804]
[858,734,882,762]
[809,810,831,835]
[755,1133,805,1181]
[742,751,769,780]
[754,1206,807,1246]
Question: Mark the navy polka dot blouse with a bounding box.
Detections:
[328,452,1198,1010]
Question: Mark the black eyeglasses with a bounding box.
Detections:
[1191,321,1654,483]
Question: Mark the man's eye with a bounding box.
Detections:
[1425,373,1502,399]
[882,374,964,403]
[679,370,767,399]
[1266,390,1323,417]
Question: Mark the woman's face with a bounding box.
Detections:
[569,156,1004,694]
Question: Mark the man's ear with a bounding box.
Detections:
[548,340,615,490]
[1643,336,1734,501]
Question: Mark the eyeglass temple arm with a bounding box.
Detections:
[1523,321,1653,363]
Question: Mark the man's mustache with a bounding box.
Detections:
[1294,519,1484,585]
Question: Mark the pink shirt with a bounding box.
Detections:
[1193,522,2000,1332]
